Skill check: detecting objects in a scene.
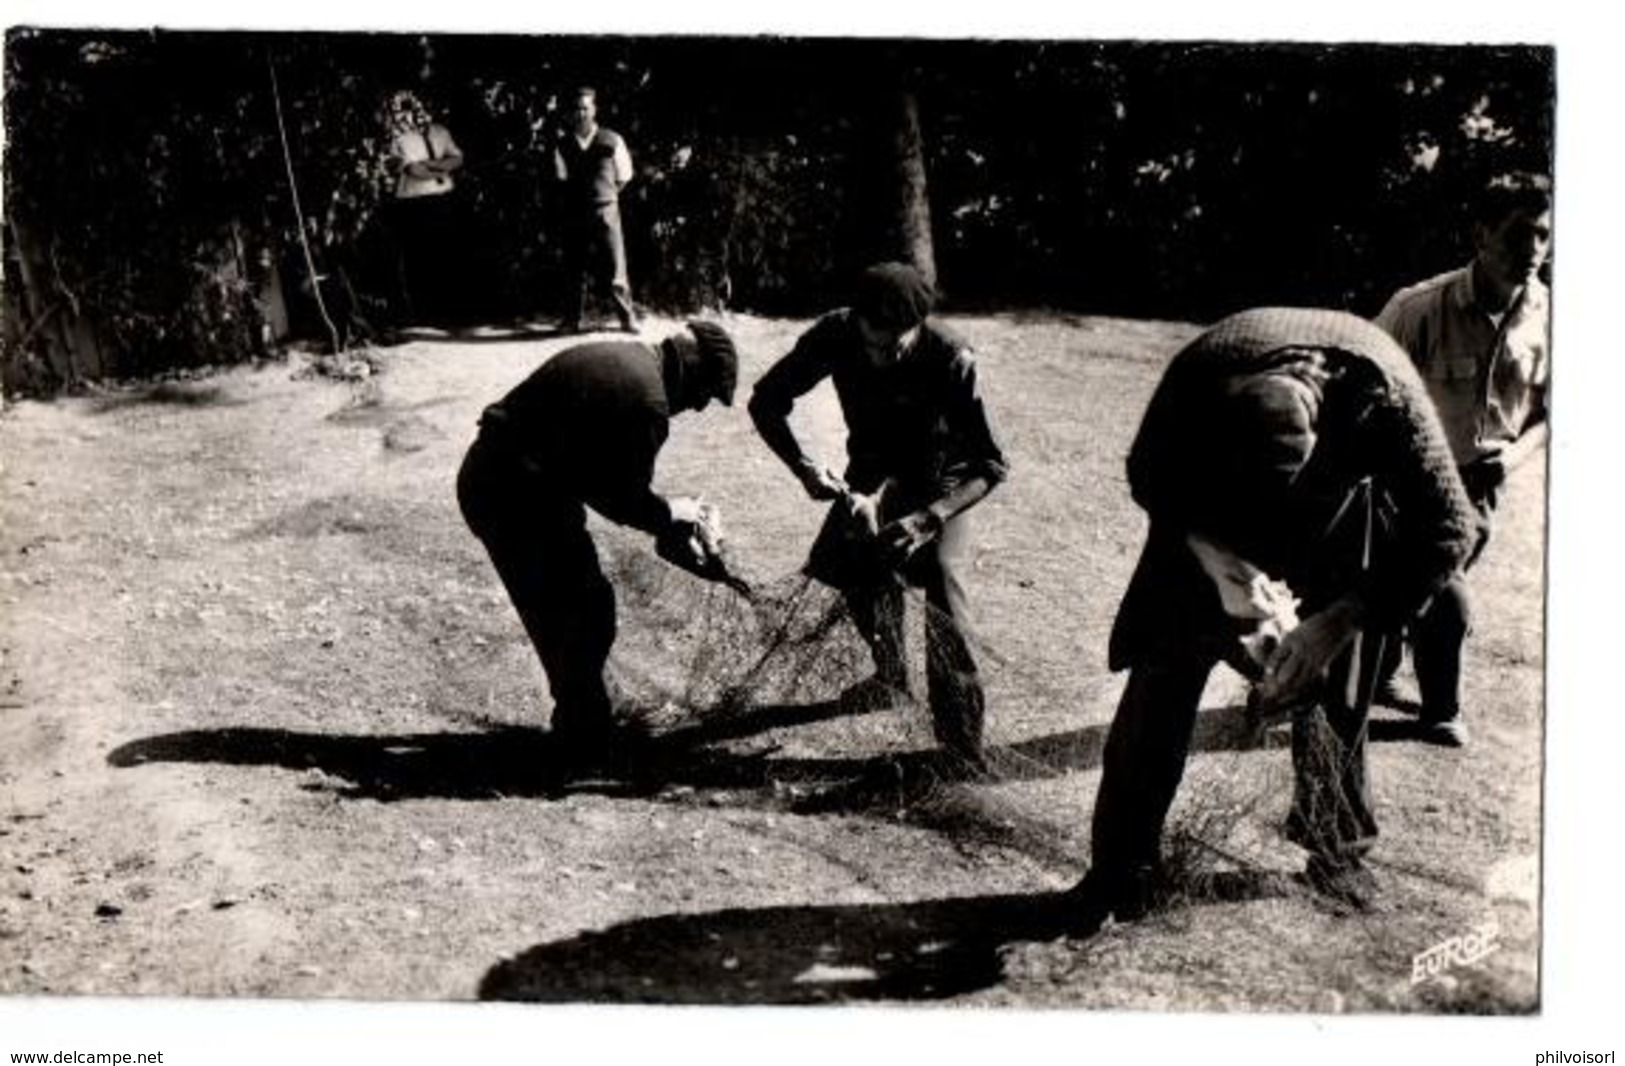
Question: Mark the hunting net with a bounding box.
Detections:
[590,529,1361,914]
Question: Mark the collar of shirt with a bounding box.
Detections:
[573,126,599,149]
[1457,259,1548,324]
[1449,263,1481,316]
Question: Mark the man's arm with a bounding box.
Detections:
[937,351,1009,517]
[427,124,463,175]
[1362,367,1480,627]
[747,321,847,500]
[612,134,633,190]
[581,412,675,535]
[878,348,1009,562]
[552,139,569,184]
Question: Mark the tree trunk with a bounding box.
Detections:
[850,84,938,288]
[888,89,937,288]
[7,219,82,388]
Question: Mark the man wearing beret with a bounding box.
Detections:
[1373,171,1552,748]
[749,262,1009,774]
[458,322,740,761]
[1067,308,1480,928]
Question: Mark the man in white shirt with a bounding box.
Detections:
[1372,171,1552,747]
[384,90,464,327]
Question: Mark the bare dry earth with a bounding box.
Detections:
[0,312,1543,1010]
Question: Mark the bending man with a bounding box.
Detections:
[1069,308,1479,928]
[458,322,740,761]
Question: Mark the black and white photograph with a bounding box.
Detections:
[0,4,1617,1063]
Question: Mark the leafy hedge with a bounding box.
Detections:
[2,30,1551,394]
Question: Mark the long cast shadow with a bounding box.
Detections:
[477,891,1060,1004]
[478,870,1298,1005]
[105,701,1277,809]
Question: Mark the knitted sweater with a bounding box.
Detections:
[1110,307,1480,670]
[479,341,671,534]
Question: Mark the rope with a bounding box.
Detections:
[265,52,344,356]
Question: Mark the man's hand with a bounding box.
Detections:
[1462,452,1508,501]
[1256,597,1363,706]
[880,510,943,566]
[656,500,713,573]
[667,495,706,527]
[656,497,749,592]
[796,461,847,502]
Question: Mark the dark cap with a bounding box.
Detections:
[852,262,935,331]
[685,320,739,406]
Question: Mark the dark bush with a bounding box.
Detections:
[3,31,1551,395]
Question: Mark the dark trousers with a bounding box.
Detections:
[1089,636,1378,887]
[562,202,634,328]
[810,498,986,759]
[1403,575,1473,720]
[386,193,464,327]
[1390,475,1493,721]
[456,434,616,731]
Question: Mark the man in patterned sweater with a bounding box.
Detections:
[1067,308,1480,928]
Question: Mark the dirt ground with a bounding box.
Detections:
[0,312,1544,1010]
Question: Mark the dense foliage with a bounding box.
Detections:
[2,30,1551,394]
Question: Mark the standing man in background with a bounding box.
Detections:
[1373,171,1552,748]
[553,87,637,334]
[383,90,465,328]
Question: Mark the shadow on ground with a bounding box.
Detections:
[477,866,1299,1005]
[105,702,1283,808]
[87,380,244,412]
[478,890,1061,1004]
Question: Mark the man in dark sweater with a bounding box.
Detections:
[552,87,637,333]
[749,263,1009,773]
[1067,308,1479,928]
[457,322,739,758]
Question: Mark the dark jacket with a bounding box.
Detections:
[1110,307,1480,670]
[750,310,1009,504]
[478,340,672,533]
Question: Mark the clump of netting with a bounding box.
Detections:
[591,534,1378,915]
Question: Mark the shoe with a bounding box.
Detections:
[838,674,912,715]
[1058,867,1160,936]
[1419,717,1469,748]
[1374,676,1425,714]
[1299,854,1377,912]
[549,715,656,770]
[618,317,641,334]
[932,746,992,782]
